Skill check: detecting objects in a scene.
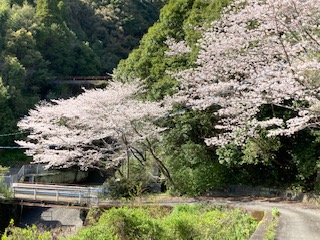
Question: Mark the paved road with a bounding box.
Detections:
[228,199,320,240]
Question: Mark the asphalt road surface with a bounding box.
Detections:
[231,199,320,240]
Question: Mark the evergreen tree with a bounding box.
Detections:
[35,0,62,24]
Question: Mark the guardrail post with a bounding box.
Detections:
[79,191,81,204]
[88,189,90,205]
[34,189,36,200]
[56,190,59,202]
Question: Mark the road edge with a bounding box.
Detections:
[249,210,273,240]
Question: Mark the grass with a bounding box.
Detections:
[264,208,280,240]
[66,204,258,240]
[1,204,259,239]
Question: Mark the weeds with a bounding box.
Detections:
[265,208,280,240]
[67,204,258,240]
[2,204,259,240]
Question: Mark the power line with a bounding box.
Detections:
[0,131,30,137]
[0,146,29,149]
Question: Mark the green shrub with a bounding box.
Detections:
[69,207,164,240]
[272,208,280,218]
[67,204,258,240]
[1,219,51,240]
[105,158,159,199]
[165,142,228,196]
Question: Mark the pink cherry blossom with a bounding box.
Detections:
[170,0,320,146]
[17,81,170,171]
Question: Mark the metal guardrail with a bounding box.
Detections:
[2,165,104,206]
[12,183,103,206]
[3,164,48,188]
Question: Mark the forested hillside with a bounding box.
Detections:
[4,0,320,196]
[0,0,164,148]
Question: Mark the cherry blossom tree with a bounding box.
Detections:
[164,37,192,57]
[16,81,172,182]
[170,0,320,147]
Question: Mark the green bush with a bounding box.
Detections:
[159,107,229,196]
[105,158,160,199]
[67,204,258,240]
[1,220,51,240]
[2,205,257,240]
[164,205,257,240]
[68,207,164,240]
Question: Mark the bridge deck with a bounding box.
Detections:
[12,183,103,206]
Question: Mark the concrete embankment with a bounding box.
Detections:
[0,200,83,237]
[18,206,83,229]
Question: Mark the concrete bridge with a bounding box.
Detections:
[12,183,103,207]
[3,164,104,207]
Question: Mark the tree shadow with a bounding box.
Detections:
[17,206,78,230]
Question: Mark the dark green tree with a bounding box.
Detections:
[35,0,62,24]
[159,106,229,195]
[0,77,17,146]
[0,1,10,50]
[5,28,50,95]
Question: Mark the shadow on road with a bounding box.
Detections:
[18,207,61,229]
[17,206,82,231]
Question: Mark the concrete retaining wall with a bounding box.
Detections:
[208,185,320,204]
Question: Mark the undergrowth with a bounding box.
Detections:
[1,204,258,240]
[67,204,257,240]
[264,208,280,240]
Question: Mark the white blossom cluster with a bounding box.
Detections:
[171,0,320,146]
[164,37,192,57]
[16,81,169,170]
